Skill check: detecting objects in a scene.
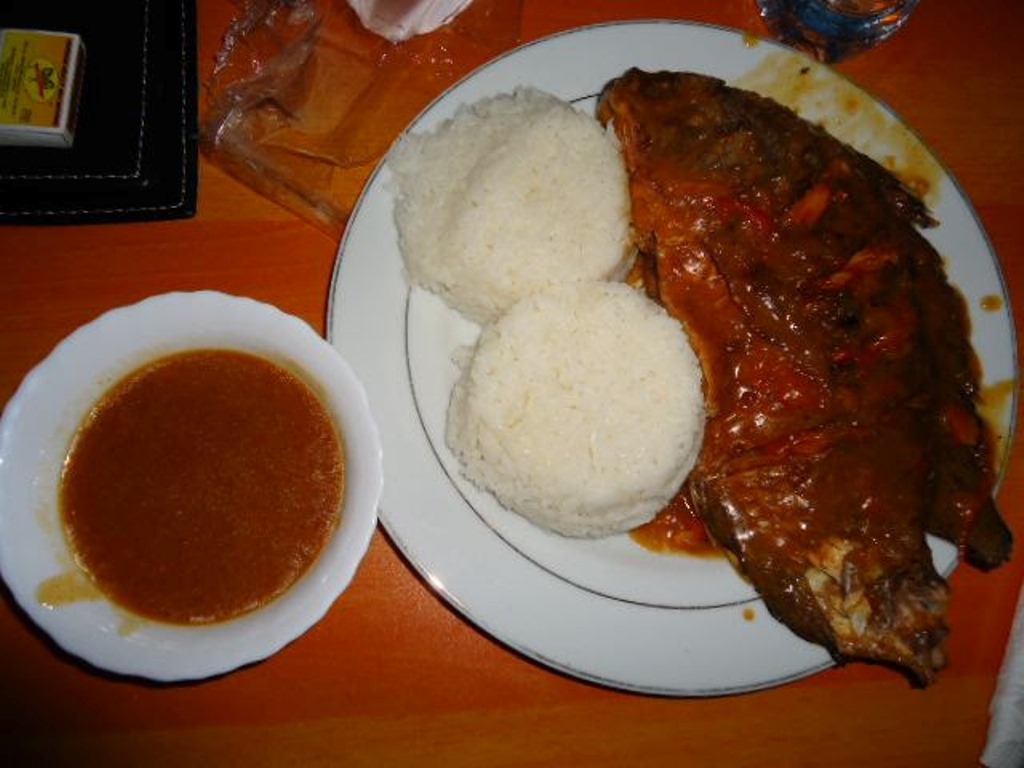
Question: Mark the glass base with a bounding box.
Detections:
[757,0,919,61]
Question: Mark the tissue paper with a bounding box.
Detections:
[347,0,474,42]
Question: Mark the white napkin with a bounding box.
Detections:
[346,0,474,42]
[983,581,1024,768]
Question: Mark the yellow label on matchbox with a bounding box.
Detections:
[0,29,85,147]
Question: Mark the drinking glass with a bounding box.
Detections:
[756,0,921,62]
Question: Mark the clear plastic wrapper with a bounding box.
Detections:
[202,0,522,236]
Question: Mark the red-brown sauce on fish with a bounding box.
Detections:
[599,69,1009,681]
[630,491,718,556]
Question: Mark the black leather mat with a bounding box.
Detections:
[0,0,198,224]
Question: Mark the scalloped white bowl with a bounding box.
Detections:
[0,291,382,682]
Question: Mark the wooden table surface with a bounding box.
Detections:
[2,1,1022,765]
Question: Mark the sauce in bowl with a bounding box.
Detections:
[60,349,345,625]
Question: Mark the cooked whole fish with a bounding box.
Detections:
[598,69,1011,684]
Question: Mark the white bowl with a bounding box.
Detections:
[0,291,383,681]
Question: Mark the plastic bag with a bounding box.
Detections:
[202,0,523,237]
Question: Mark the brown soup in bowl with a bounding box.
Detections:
[61,349,345,625]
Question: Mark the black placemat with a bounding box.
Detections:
[0,0,198,224]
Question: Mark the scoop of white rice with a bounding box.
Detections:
[389,87,632,325]
[446,282,705,538]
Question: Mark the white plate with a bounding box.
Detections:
[327,21,1017,695]
[0,291,383,681]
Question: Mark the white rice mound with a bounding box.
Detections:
[389,87,632,325]
[446,282,706,538]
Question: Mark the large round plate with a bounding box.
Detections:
[327,21,1018,695]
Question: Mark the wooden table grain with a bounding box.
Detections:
[2,1,1022,765]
